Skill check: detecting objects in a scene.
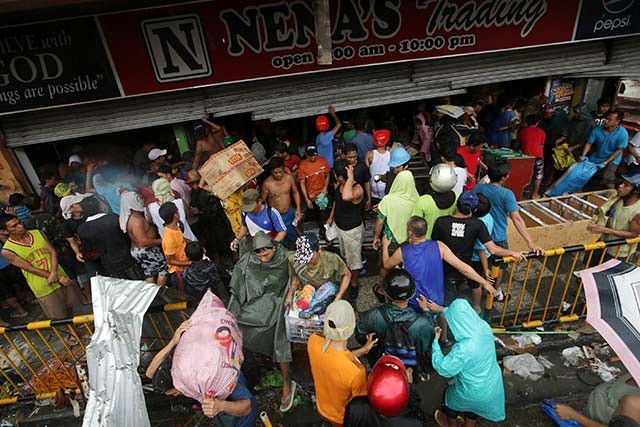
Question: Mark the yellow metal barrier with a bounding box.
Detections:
[0,302,191,406]
[487,236,640,329]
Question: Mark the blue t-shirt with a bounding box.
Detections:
[241,206,286,239]
[0,243,10,270]
[216,373,257,427]
[316,131,335,168]
[401,240,444,308]
[489,109,516,148]
[587,125,629,165]
[474,184,519,243]
[472,214,494,262]
[350,132,374,161]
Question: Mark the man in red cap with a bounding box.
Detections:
[315,105,342,168]
[366,130,391,206]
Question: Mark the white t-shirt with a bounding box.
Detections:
[453,167,467,195]
[625,132,640,166]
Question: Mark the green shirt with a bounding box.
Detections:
[2,230,66,298]
[289,251,346,288]
[412,194,458,239]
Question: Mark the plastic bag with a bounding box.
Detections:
[546,159,600,197]
[503,353,545,381]
[171,291,244,402]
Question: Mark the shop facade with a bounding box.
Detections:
[1,0,640,193]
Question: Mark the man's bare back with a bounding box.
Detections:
[262,175,295,214]
[128,212,161,248]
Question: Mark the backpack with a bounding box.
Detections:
[377,306,418,368]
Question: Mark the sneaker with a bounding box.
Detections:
[495,288,505,302]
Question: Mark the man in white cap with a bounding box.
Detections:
[307,300,377,426]
[148,148,169,173]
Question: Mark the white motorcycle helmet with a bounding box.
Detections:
[429,163,458,193]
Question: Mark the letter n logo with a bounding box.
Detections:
[142,14,212,83]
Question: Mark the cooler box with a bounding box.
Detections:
[483,148,535,201]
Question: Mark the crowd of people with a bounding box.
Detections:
[0,94,638,427]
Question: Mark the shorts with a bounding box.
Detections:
[336,223,364,270]
[610,415,640,427]
[131,246,168,279]
[602,161,620,186]
[533,157,544,181]
[441,388,479,421]
[280,207,298,244]
[0,265,26,300]
[38,285,83,319]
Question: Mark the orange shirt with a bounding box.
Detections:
[162,226,188,273]
[307,334,367,425]
[297,157,330,201]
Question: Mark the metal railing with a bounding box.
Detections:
[486,237,640,329]
[0,301,190,406]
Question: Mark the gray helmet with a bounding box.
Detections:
[429,164,458,193]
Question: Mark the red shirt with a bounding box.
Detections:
[518,126,546,158]
[284,154,301,172]
[457,145,481,190]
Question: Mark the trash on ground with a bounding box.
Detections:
[562,345,621,382]
[562,346,585,367]
[503,353,546,381]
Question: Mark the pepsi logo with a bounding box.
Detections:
[602,0,636,14]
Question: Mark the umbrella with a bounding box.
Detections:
[579,259,640,384]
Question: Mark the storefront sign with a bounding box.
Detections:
[0,18,120,114]
[1,0,639,115]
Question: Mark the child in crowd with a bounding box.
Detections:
[159,202,191,291]
[182,241,229,304]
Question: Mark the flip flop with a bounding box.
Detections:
[279,380,297,413]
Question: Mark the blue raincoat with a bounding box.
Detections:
[431,299,505,421]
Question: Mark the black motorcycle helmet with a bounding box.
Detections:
[383,269,416,301]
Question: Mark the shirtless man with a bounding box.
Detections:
[192,117,227,170]
[260,157,302,246]
[120,191,168,285]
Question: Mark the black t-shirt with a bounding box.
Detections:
[431,216,491,278]
[77,214,134,273]
[330,161,371,188]
[62,217,85,239]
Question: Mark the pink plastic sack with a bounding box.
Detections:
[171,291,244,402]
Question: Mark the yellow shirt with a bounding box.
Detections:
[221,190,243,235]
[307,334,367,425]
[162,226,188,274]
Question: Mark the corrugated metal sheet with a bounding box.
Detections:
[567,36,640,79]
[2,37,638,147]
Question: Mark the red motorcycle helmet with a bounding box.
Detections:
[373,129,390,147]
[315,115,330,132]
[367,355,410,417]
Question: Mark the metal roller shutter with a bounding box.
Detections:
[3,38,636,147]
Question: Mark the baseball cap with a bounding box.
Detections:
[148,148,168,161]
[240,189,260,212]
[458,191,479,211]
[294,233,320,264]
[322,300,356,351]
[54,182,72,198]
[373,130,390,147]
[388,147,410,168]
[68,155,82,166]
[186,170,201,183]
[305,145,318,155]
[253,231,275,251]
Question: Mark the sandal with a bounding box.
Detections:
[279,380,297,413]
[434,409,448,427]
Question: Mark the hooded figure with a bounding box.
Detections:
[566,102,596,158]
[152,178,175,205]
[378,170,419,244]
[432,299,505,422]
[227,231,292,363]
[147,179,197,241]
[119,191,144,233]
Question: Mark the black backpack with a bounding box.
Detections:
[377,307,419,368]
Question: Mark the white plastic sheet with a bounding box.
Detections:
[82,276,160,427]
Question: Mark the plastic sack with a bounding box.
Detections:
[546,159,600,197]
[552,144,576,171]
[171,291,244,402]
[503,353,545,381]
[541,399,582,427]
[299,282,337,319]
